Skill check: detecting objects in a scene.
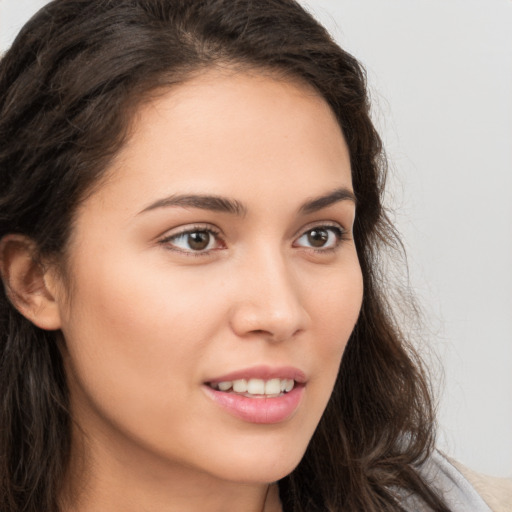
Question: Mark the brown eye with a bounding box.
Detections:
[164,228,221,253]
[307,228,329,247]
[187,231,211,251]
[294,225,343,250]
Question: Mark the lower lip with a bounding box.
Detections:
[203,385,304,424]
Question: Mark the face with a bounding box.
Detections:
[55,70,363,486]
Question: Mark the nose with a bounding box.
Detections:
[228,248,310,342]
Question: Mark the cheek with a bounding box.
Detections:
[308,255,363,347]
[300,256,363,409]
[57,252,223,422]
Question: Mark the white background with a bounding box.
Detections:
[1,0,511,477]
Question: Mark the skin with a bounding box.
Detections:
[11,70,364,511]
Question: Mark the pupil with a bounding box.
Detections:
[308,229,328,247]
[188,232,210,250]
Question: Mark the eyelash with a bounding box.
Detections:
[159,225,223,257]
[158,223,347,256]
[293,224,347,253]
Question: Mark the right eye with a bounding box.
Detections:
[160,227,224,254]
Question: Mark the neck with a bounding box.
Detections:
[60,425,282,512]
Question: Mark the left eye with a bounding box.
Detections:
[163,229,221,253]
[294,226,343,250]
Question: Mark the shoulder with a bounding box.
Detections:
[408,450,512,512]
[446,455,512,512]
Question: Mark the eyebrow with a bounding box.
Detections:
[299,187,356,214]
[138,187,356,217]
[139,194,247,216]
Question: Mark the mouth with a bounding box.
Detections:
[206,378,296,398]
[203,366,306,423]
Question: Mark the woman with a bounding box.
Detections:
[0,1,507,511]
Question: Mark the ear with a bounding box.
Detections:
[0,234,62,330]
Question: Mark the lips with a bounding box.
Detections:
[203,366,306,423]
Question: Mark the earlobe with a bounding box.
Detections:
[0,234,62,331]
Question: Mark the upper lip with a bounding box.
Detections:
[205,365,307,385]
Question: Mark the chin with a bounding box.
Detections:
[203,440,308,485]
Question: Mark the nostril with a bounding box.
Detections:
[228,290,309,341]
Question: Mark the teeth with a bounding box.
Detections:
[210,378,295,396]
[232,379,248,393]
[217,381,232,391]
[265,378,281,395]
[247,378,265,394]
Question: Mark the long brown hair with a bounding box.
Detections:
[0,1,448,510]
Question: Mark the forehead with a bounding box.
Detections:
[80,69,352,219]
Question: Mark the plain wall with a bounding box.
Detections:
[1,0,511,477]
